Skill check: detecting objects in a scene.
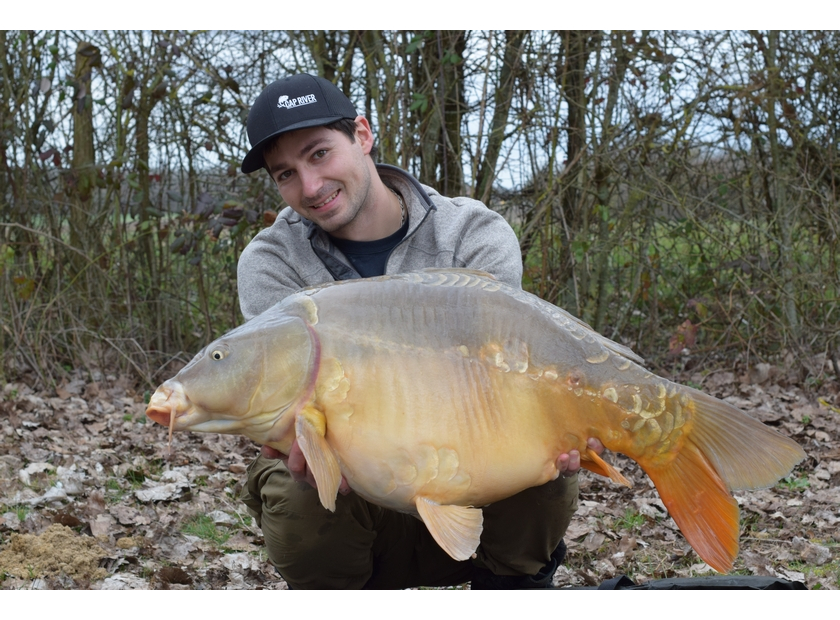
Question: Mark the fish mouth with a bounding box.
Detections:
[145,381,248,439]
[145,381,193,444]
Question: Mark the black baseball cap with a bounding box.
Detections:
[240,74,358,174]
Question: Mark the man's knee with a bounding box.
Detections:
[477,474,580,576]
[242,455,378,588]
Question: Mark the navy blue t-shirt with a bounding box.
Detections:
[329,218,410,278]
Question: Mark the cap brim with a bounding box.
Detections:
[240,115,351,174]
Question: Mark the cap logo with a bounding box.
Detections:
[277,93,317,110]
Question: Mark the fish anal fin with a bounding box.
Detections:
[295,406,341,512]
[415,496,483,562]
[581,447,633,488]
[642,441,739,573]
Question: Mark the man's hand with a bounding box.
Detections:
[261,442,351,495]
[555,438,604,478]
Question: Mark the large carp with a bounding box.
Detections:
[146,269,805,572]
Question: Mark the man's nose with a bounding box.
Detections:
[298,167,323,199]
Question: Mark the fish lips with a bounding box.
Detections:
[145,401,244,434]
[145,381,240,434]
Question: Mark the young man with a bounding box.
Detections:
[237,74,601,589]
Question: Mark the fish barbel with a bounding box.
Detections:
[146,269,805,572]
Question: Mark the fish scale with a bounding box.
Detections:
[146,268,805,572]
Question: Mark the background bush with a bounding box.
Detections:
[1,30,838,388]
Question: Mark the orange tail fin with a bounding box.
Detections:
[644,441,740,572]
[635,386,806,573]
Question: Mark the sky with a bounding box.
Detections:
[8,2,839,30]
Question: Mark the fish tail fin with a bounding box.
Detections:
[676,388,807,492]
[643,442,740,572]
[637,387,806,573]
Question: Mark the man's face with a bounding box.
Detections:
[263,118,374,238]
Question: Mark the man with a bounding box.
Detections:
[237,73,602,589]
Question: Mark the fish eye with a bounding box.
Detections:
[211,350,227,361]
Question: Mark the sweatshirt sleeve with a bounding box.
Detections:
[449,197,523,290]
[237,226,304,321]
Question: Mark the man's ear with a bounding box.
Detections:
[353,116,374,155]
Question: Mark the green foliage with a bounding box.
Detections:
[778,474,810,491]
[615,508,646,532]
[2,504,31,522]
[105,477,126,504]
[181,514,230,545]
[2,29,839,387]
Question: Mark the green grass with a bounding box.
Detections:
[777,474,810,491]
[181,514,230,545]
[787,556,840,589]
[1,503,30,522]
[615,508,646,532]
[105,477,126,504]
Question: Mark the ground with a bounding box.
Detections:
[1,366,838,590]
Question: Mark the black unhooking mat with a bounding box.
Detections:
[581,574,807,590]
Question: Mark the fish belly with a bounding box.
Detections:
[322,346,573,512]
[298,278,603,513]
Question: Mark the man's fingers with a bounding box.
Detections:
[262,440,350,495]
[567,449,580,474]
[555,450,580,476]
[261,445,284,460]
[286,440,310,482]
[587,437,605,455]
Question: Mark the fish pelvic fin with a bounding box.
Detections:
[295,406,342,512]
[635,386,806,573]
[581,448,633,487]
[415,497,483,562]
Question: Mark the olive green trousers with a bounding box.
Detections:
[241,454,579,590]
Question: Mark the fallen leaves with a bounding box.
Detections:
[1,368,838,590]
[554,369,840,589]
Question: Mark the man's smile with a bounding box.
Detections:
[309,190,340,210]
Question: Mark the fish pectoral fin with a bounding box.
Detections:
[581,447,634,488]
[415,496,483,562]
[295,407,342,512]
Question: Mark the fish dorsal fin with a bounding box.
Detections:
[581,447,634,488]
[415,496,483,561]
[295,406,342,512]
[418,267,496,279]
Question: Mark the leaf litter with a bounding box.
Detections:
[1,365,838,590]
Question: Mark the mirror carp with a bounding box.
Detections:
[146,269,805,572]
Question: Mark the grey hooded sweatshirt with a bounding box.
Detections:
[237,164,522,321]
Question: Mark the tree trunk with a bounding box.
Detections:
[475,30,528,204]
[69,41,100,255]
[757,29,801,342]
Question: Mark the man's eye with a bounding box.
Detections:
[313,149,327,159]
[277,170,292,182]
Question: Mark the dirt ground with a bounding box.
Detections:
[1,364,838,590]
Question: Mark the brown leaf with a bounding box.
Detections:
[89,513,114,538]
[583,531,606,552]
[667,320,698,357]
[618,535,637,554]
[156,566,192,585]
